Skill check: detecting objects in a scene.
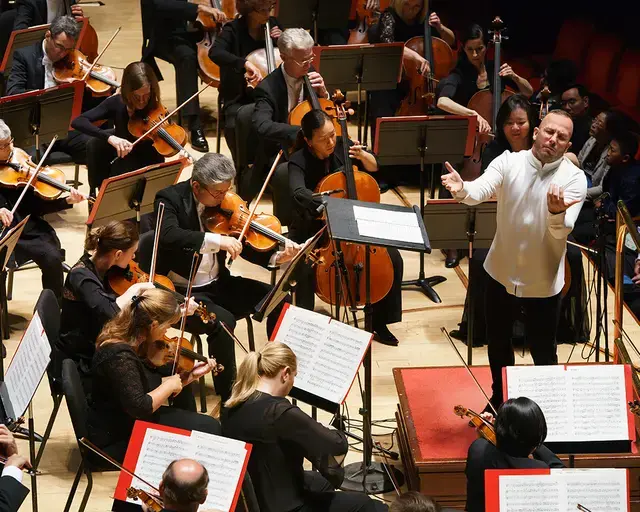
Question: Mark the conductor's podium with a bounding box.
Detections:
[393,366,640,509]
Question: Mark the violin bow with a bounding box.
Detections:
[81,26,122,82]
[79,437,161,494]
[172,252,200,375]
[0,136,57,239]
[440,326,498,416]
[219,320,249,354]
[227,150,283,267]
[148,202,165,285]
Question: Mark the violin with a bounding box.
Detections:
[396,8,455,115]
[312,97,394,306]
[107,261,216,324]
[127,487,163,512]
[453,405,497,445]
[127,104,189,157]
[53,49,120,96]
[245,20,282,89]
[288,75,342,136]
[141,335,224,376]
[348,0,390,44]
[203,190,289,252]
[0,148,91,201]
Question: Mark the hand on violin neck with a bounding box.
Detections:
[220,235,243,260]
[185,358,221,385]
[181,297,199,317]
[0,208,13,228]
[66,187,86,205]
[308,72,328,98]
[480,412,495,425]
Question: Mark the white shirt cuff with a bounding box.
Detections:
[2,464,23,483]
[200,233,221,253]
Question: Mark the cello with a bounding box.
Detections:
[245,20,282,89]
[288,76,342,136]
[396,3,455,115]
[313,97,394,306]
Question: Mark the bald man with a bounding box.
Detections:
[442,110,587,410]
[159,459,208,512]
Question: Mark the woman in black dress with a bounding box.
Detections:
[209,0,282,165]
[288,110,404,346]
[71,61,166,195]
[465,397,563,512]
[87,288,221,461]
[436,24,533,134]
[222,342,387,512]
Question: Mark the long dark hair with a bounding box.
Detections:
[293,109,333,152]
[495,397,548,458]
[456,23,485,69]
[495,95,535,150]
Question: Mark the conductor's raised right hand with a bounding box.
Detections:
[220,235,243,260]
[441,162,464,194]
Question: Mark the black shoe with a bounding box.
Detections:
[190,129,209,153]
[445,249,461,268]
[1,343,5,359]
[449,328,466,341]
[373,324,399,346]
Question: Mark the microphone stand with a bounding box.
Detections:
[593,200,609,361]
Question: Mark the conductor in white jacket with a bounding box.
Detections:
[442,110,587,410]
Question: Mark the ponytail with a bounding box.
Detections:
[225,342,297,408]
[85,220,138,256]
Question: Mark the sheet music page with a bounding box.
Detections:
[353,205,424,244]
[561,469,628,511]
[565,366,629,441]
[506,366,571,442]
[498,474,563,512]
[190,431,248,512]
[4,312,51,417]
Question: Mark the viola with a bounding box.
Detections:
[126,487,163,512]
[288,75,342,136]
[141,334,224,376]
[0,147,91,201]
[107,261,216,324]
[53,49,120,97]
[203,190,289,252]
[396,9,455,115]
[127,104,189,157]
[245,20,282,89]
[312,97,394,306]
[453,405,497,445]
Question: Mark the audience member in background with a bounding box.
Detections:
[560,84,592,154]
[159,459,209,512]
[465,398,563,512]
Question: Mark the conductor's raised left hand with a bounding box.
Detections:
[547,183,581,214]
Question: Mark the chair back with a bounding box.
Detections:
[62,358,89,442]
[34,289,62,394]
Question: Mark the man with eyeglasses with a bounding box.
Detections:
[560,84,592,155]
[153,153,302,404]
[5,15,91,165]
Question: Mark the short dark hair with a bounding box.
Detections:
[544,60,577,94]
[495,94,535,149]
[495,397,547,458]
[390,491,441,512]
[162,460,209,507]
[50,15,81,40]
[612,131,640,162]
[562,83,589,99]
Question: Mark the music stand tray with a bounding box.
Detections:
[276,0,351,32]
[0,25,49,82]
[87,159,188,228]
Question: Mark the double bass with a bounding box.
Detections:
[313,98,394,306]
[397,5,455,115]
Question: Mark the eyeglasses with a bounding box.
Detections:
[51,37,75,53]
[291,56,314,67]
[201,185,229,199]
[0,138,13,151]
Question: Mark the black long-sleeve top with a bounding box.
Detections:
[602,162,640,219]
[59,253,120,376]
[221,391,347,512]
[87,343,159,450]
[0,185,71,235]
[369,8,439,44]
[209,16,281,117]
[465,438,564,512]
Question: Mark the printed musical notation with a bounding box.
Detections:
[272,305,372,405]
[506,365,629,443]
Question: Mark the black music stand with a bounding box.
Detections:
[424,199,497,364]
[0,25,49,95]
[324,196,430,494]
[0,81,84,160]
[275,0,351,42]
[374,115,474,303]
[254,226,326,322]
[313,43,404,143]
[87,160,187,230]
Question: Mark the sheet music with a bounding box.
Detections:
[129,427,249,512]
[3,312,51,417]
[353,205,424,244]
[506,366,629,443]
[273,305,371,404]
[496,469,628,511]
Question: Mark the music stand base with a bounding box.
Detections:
[402,275,446,303]
[341,461,404,494]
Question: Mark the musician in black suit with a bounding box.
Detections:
[13,0,82,31]
[0,425,31,512]
[4,15,90,164]
[140,0,226,153]
[154,153,301,402]
[159,459,209,512]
